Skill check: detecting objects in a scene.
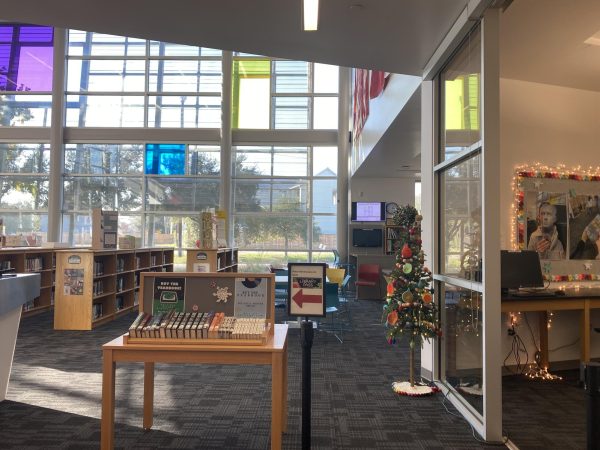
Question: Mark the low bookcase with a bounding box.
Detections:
[185,247,238,272]
[0,247,57,317]
[54,248,174,330]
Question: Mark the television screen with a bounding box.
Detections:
[500,250,544,290]
[352,228,383,248]
[351,202,385,222]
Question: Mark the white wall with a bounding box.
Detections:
[351,176,416,206]
[500,78,600,364]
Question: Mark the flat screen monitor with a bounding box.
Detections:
[352,228,383,248]
[500,250,544,290]
[351,202,385,222]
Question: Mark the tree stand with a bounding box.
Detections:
[391,345,437,396]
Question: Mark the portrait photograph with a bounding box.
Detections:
[569,193,600,260]
[525,191,567,260]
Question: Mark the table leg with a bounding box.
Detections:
[271,353,283,450]
[582,304,591,363]
[282,345,288,433]
[143,362,155,430]
[539,312,549,369]
[101,349,115,450]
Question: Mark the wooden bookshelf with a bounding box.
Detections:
[0,247,57,317]
[384,225,403,255]
[186,248,238,272]
[54,248,174,330]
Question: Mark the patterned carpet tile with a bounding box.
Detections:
[0,299,583,449]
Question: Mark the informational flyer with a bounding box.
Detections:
[152,277,185,314]
[63,269,84,295]
[234,277,268,318]
[287,263,326,317]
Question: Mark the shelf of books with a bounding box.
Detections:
[125,272,275,346]
[385,225,402,255]
[0,248,57,317]
[54,248,174,330]
[185,248,238,273]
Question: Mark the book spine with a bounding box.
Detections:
[129,312,146,337]
[184,312,198,339]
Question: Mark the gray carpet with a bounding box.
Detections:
[0,298,576,449]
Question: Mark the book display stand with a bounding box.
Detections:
[101,272,288,450]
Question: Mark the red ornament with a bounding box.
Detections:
[401,244,413,259]
[387,310,399,326]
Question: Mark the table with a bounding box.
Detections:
[502,289,600,369]
[101,324,289,450]
[0,273,40,401]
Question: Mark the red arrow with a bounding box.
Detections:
[292,289,322,308]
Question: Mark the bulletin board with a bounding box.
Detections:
[514,165,600,282]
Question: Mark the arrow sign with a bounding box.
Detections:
[292,289,322,308]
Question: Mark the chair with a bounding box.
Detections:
[326,267,345,285]
[355,263,382,300]
[319,281,343,343]
[274,269,289,308]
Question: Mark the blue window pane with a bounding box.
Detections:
[145,143,186,175]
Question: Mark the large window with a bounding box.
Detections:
[232,54,339,130]
[435,25,483,417]
[0,27,341,268]
[65,31,222,128]
[0,143,50,241]
[0,24,53,127]
[232,145,337,270]
[61,143,220,247]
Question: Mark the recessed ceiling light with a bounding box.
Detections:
[584,30,600,46]
[303,0,319,31]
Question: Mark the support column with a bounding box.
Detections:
[220,51,233,245]
[337,67,351,263]
[47,28,66,242]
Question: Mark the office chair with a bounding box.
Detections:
[355,263,382,300]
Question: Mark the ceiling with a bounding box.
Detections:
[4,0,599,178]
[2,0,469,74]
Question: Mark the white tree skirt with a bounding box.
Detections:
[392,381,437,396]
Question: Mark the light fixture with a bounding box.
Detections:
[303,0,319,31]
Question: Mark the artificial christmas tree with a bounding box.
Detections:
[383,204,441,396]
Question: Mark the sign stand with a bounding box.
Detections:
[300,316,314,450]
[287,263,326,450]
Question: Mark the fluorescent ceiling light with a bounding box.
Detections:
[584,30,600,46]
[303,0,319,31]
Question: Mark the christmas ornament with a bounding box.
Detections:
[402,290,413,302]
[401,243,413,258]
[402,263,412,274]
[387,310,398,326]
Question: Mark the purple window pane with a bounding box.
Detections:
[0,44,10,91]
[19,26,53,43]
[17,47,53,91]
[0,27,14,43]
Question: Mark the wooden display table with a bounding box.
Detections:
[101,324,288,450]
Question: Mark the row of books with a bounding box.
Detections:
[128,311,267,340]
[94,261,104,276]
[25,256,43,272]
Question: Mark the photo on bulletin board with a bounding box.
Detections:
[569,193,600,259]
[287,263,326,318]
[525,191,567,260]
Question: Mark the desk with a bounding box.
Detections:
[101,324,289,450]
[0,273,40,401]
[502,290,600,369]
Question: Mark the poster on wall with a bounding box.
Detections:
[525,191,567,260]
[569,193,600,259]
[287,263,326,318]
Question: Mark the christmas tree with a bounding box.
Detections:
[383,204,441,395]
